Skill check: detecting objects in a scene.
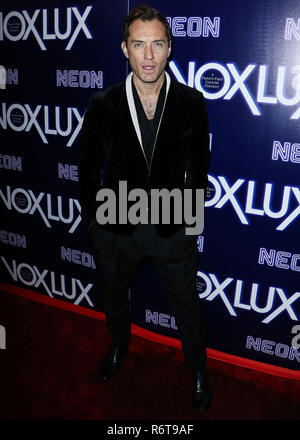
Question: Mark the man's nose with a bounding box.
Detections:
[144,44,154,59]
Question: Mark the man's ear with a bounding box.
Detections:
[121,41,129,59]
[167,41,172,58]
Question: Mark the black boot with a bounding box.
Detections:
[192,367,212,411]
[99,345,128,381]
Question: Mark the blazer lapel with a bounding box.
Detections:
[153,77,189,159]
[125,71,171,170]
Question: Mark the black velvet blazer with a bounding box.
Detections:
[78,73,210,235]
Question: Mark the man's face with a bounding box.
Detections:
[121,18,171,84]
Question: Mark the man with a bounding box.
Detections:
[78,4,211,411]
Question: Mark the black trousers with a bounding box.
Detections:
[88,223,207,369]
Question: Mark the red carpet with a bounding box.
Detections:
[1,288,299,421]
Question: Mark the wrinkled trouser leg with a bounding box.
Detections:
[132,225,207,369]
[89,224,143,349]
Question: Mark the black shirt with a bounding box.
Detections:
[132,76,166,167]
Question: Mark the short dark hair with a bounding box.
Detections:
[122,4,172,46]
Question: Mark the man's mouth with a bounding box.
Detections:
[143,65,156,71]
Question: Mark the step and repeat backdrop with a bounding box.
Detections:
[1,0,299,373]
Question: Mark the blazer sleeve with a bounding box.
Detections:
[78,93,105,230]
